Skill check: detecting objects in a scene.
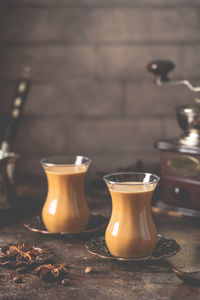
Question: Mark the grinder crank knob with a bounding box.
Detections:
[147,60,175,84]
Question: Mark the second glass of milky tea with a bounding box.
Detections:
[104,172,160,258]
[41,156,91,233]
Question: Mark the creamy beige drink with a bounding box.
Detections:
[104,173,159,258]
[41,157,91,233]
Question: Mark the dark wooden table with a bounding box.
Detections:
[0,179,200,300]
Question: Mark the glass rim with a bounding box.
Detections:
[103,172,160,186]
[40,155,92,167]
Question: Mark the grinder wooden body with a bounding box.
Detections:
[156,140,200,211]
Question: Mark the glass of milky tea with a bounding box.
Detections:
[104,172,160,258]
[41,156,91,233]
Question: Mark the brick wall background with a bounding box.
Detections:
[0,0,200,176]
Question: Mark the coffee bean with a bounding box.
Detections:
[61,278,70,285]
[13,276,23,283]
[84,266,94,274]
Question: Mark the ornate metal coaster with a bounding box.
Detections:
[86,234,180,261]
[0,243,53,269]
[23,213,107,236]
[172,267,200,285]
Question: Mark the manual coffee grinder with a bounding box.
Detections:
[148,60,200,216]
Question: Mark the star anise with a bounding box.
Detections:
[34,263,69,280]
[6,244,45,262]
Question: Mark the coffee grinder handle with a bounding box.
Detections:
[147,60,200,95]
[1,68,31,153]
[147,60,175,85]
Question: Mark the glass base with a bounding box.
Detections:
[86,234,180,262]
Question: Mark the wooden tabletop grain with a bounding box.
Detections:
[0,178,199,300]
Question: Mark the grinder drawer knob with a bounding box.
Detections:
[172,187,189,203]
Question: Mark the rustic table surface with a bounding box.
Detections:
[0,178,200,300]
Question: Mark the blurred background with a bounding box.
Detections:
[0,0,199,178]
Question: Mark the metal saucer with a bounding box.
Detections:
[172,266,200,285]
[23,213,107,237]
[86,234,180,262]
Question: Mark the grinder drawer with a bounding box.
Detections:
[161,175,200,211]
[161,152,200,181]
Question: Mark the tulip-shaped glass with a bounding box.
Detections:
[41,156,91,233]
[104,172,160,258]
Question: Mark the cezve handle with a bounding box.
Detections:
[1,67,31,153]
[147,60,175,83]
